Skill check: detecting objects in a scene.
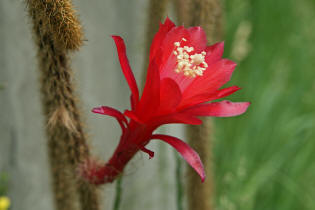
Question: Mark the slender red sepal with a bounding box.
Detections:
[180,86,241,108]
[140,146,155,159]
[136,59,160,121]
[92,106,128,131]
[155,113,202,125]
[124,110,143,124]
[112,35,139,108]
[149,17,175,62]
[184,100,251,117]
[151,134,205,182]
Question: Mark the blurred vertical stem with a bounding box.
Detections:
[173,0,193,25]
[175,154,184,210]
[26,1,100,210]
[143,0,169,85]
[186,120,215,210]
[113,177,123,210]
[174,0,223,210]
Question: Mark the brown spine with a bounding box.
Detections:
[26,1,100,210]
[174,0,223,210]
[27,0,83,51]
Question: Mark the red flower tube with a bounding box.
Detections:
[82,18,250,185]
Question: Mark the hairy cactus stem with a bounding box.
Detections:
[26,1,100,210]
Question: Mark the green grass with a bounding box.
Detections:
[214,0,315,209]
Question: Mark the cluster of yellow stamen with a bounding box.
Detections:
[173,38,208,77]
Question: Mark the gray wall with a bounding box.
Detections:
[0,0,182,210]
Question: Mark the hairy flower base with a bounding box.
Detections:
[81,122,154,184]
[81,120,205,185]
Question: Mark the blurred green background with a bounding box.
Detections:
[215,0,315,209]
[0,173,8,196]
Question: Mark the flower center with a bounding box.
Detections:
[173,38,208,77]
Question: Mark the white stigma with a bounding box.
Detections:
[173,38,207,77]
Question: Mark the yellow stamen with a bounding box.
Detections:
[173,39,207,77]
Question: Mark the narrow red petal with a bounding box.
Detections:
[183,59,237,98]
[130,94,136,111]
[146,112,202,128]
[124,110,144,124]
[159,26,189,68]
[112,36,139,108]
[137,59,160,120]
[179,86,241,108]
[183,100,251,117]
[187,26,207,51]
[212,86,241,100]
[165,113,202,125]
[149,17,176,62]
[205,42,224,65]
[151,134,205,182]
[159,78,182,113]
[92,106,128,131]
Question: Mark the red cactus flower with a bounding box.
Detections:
[84,18,250,185]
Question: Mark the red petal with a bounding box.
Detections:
[145,113,202,128]
[166,113,202,125]
[183,59,237,99]
[149,17,176,62]
[159,78,182,113]
[112,36,139,109]
[205,42,224,65]
[159,26,189,69]
[130,94,136,111]
[179,86,241,108]
[183,100,250,117]
[92,106,128,131]
[187,26,207,51]
[151,113,202,128]
[151,134,205,182]
[124,110,144,124]
[136,59,160,121]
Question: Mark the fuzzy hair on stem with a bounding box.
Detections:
[26,1,100,210]
[27,0,83,51]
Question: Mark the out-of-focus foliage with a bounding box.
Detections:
[0,173,8,196]
[214,0,315,209]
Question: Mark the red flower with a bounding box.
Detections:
[83,18,250,185]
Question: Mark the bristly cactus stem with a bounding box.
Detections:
[173,0,223,210]
[27,0,83,51]
[186,120,215,210]
[26,1,100,210]
[173,0,194,26]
